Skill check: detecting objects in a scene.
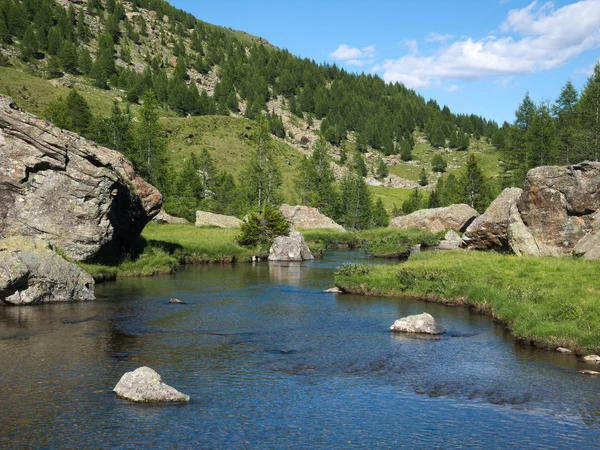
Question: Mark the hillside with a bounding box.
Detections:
[0,0,504,227]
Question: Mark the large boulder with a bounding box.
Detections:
[113,367,190,403]
[0,97,161,263]
[389,204,478,233]
[0,236,95,305]
[463,188,522,251]
[269,231,314,261]
[195,210,242,228]
[279,204,345,232]
[390,312,446,335]
[152,209,189,225]
[508,162,600,258]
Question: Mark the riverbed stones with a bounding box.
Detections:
[580,370,600,375]
[169,298,186,304]
[582,354,600,364]
[463,188,522,251]
[0,236,95,305]
[390,312,446,335]
[195,211,242,228]
[279,204,345,232]
[113,367,190,403]
[0,96,162,263]
[268,231,314,261]
[389,204,478,233]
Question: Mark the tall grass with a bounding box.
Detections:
[335,251,600,351]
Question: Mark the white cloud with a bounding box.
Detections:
[576,57,600,76]
[330,44,375,65]
[400,38,419,55]
[447,84,459,92]
[374,0,600,89]
[425,32,454,43]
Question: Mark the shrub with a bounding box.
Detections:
[237,203,290,247]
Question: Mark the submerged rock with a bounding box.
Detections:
[169,298,186,304]
[389,204,478,233]
[0,236,95,305]
[0,97,162,263]
[556,347,572,354]
[579,370,600,376]
[390,312,446,335]
[113,367,190,403]
[582,354,600,364]
[269,231,314,261]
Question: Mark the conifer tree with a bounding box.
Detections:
[20,25,37,61]
[553,80,578,164]
[419,167,428,186]
[460,154,490,213]
[577,62,600,161]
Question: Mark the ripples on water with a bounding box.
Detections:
[0,252,599,449]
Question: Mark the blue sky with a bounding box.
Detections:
[170,0,600,124]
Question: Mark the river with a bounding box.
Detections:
[0,251,599,449]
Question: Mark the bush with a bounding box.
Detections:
[334,263,372,277]
[237,203,290,247]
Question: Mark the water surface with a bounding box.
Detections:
[1,252,599,449]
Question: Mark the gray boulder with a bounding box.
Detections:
[279,204,345,232]
[390,312,446,335]
[269,231,314,261]
[153,209,189,225]
[195,210,242,228]
[0,236,95,305]
[0,97,162,263]
[463,188,522,251]
[389,204,478,233]
[437,229,463,250]
[113,366,190,403]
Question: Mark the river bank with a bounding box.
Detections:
[79,224,442,282]
[335,250,600,353]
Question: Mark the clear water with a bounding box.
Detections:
[1,252,599,449]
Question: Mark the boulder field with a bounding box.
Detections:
[0,96,162,264]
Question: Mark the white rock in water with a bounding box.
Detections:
[390,312,446,335]
[324,287,343,294]
[580,370,600,375]
[582,354,600,364]
[556,347,572,354]
[113,367,190,403]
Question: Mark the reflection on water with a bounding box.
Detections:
[0,251,599,449]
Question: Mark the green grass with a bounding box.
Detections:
[162,115,302,203]
[302,228,442,258]
[369,186,426,211]
[335,251,600,351]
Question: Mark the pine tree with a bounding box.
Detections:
[402,188,424,214]
[339,172,373,230]
[371,198,390,227]
[460,154,490,213]
[20,25,37,61]
[431,154,447,173]
[553,80,578,164]
[352,151,367,177]
[419,167,428,186]
[375,156,388,179]
[527,101,557,166]
[65,90,92,135]
[577,62,600,162]
[58,40,78,73]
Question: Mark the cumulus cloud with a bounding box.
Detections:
[330,44,375,65]
[374,0,600,89]
[425,32,454,43]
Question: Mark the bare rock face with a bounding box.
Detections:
[279,204,345,232]
[0,97,162,263]
[463,188,523,251]
[195,210,242,228]
[269,231,314,261]
[0,236,95,305]
[390,312,446,335]
[508,162,600,258]
[389,204,478,233]
[113,367,190,403]
[152,209,189,224]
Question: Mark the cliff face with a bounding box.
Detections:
[0,96,162,263]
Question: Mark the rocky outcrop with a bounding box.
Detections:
[279,204,345,232]
[113,367,190,403]
[268,231,314,261]
[0,97,162,263]
[0,236,95,305]
[152,209,189,224]
[390,312,446,335]
[195,210,242,228]
[389,204,478,233]
[463,188,522,251]
[436,229,463,250]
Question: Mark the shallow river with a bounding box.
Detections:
[1,252,599,449]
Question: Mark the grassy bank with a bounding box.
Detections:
[303,228,442,258]
[79,223,265,281]
[335,251,600,352]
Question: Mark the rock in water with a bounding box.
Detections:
[324,287,343,294]
[389,204,478,233]
[463,188,523,251]
[0,236,94,305]
[580,370,600,376]
[113,367,190,403]
[195,211,242,228]
[279,204,345,232]
[390,312,446,335]
[169,298,186,304]
[556,347,572,354]
[582,354,600,364]
[269,231,314,261]
[0,97,162,263]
